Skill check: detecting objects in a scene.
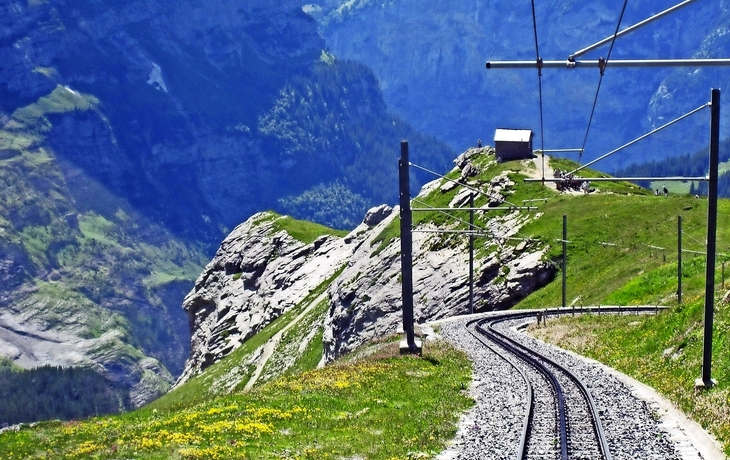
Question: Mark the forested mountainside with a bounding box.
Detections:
[310,0,730,170]
[0,0,452,415]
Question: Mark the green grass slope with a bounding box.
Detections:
[511,160,730,454]
[0,339,472,460]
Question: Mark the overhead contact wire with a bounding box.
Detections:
[579,0,629,163]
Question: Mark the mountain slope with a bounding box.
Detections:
[175,148,561,385]
[311,0,730,170]
[0,0,454,412]
[173,146,730,401]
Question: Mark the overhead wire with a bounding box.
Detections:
[411,194,537,248]
[408,161,524,209]
[578,0,629,163]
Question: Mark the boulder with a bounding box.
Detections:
[363,204,393,226]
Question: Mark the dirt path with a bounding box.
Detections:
[527,154,558,190]
[526,154,587,195]
[244,291,328,391]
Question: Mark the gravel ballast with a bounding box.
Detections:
[433,316,724,460]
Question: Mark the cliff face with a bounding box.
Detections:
[310,0,730,169]
[177,213,358,384]
[1,0,321,237]
[179,148,556,382]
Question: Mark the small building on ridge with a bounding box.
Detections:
[494,128,534,162]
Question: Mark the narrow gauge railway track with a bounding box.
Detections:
[464,307,661,460]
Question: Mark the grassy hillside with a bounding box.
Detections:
[3,150,730,456]
[0,340,472,460]
[511,160,730,454]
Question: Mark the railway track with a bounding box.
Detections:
[463,307,662,460]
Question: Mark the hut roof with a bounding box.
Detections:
[494,128,532,143]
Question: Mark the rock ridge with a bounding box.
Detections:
[179,149,556,381]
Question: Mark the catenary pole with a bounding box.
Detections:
[398,141,418,352]
[701,89,720,387]
[562,215,567,310]
[469,193,475,314]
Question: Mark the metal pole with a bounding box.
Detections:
[486,58,730,69]
[562,215,567,310]
[525,176,708,183]
[701,89,720,387]
[469,193,475,314]
[534,149,583,154]
[569,104,710,175]
[678,216,682,305]
[570,0,698,60]
[399,141,417,352]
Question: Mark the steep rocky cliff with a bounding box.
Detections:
[310,0,730,169]
[179,148,556,382]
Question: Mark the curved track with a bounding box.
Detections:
[464,308,658,460]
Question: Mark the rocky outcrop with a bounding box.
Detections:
[180,150,556,379]
[177,212,365,385]
[363,204,393,226]
[322,198,554,362]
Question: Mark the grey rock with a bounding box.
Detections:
[458,162,480,182]
[363,204,393,226]
[454,148,487,169]
[176,212,367,385]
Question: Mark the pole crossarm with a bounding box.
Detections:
[535,149,584,154]
[412,206,538,212]
[411,199,494,239]
[486,58,730,70]
[570,0,698,60]
[567,103,710,175]
[413,230,532,242]
[411,198,533,246]
[525,176,708,183]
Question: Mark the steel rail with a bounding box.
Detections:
[464,308,657,458]
[474,316,569,459]
[465,318,534,460]
[483,315,613,460]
